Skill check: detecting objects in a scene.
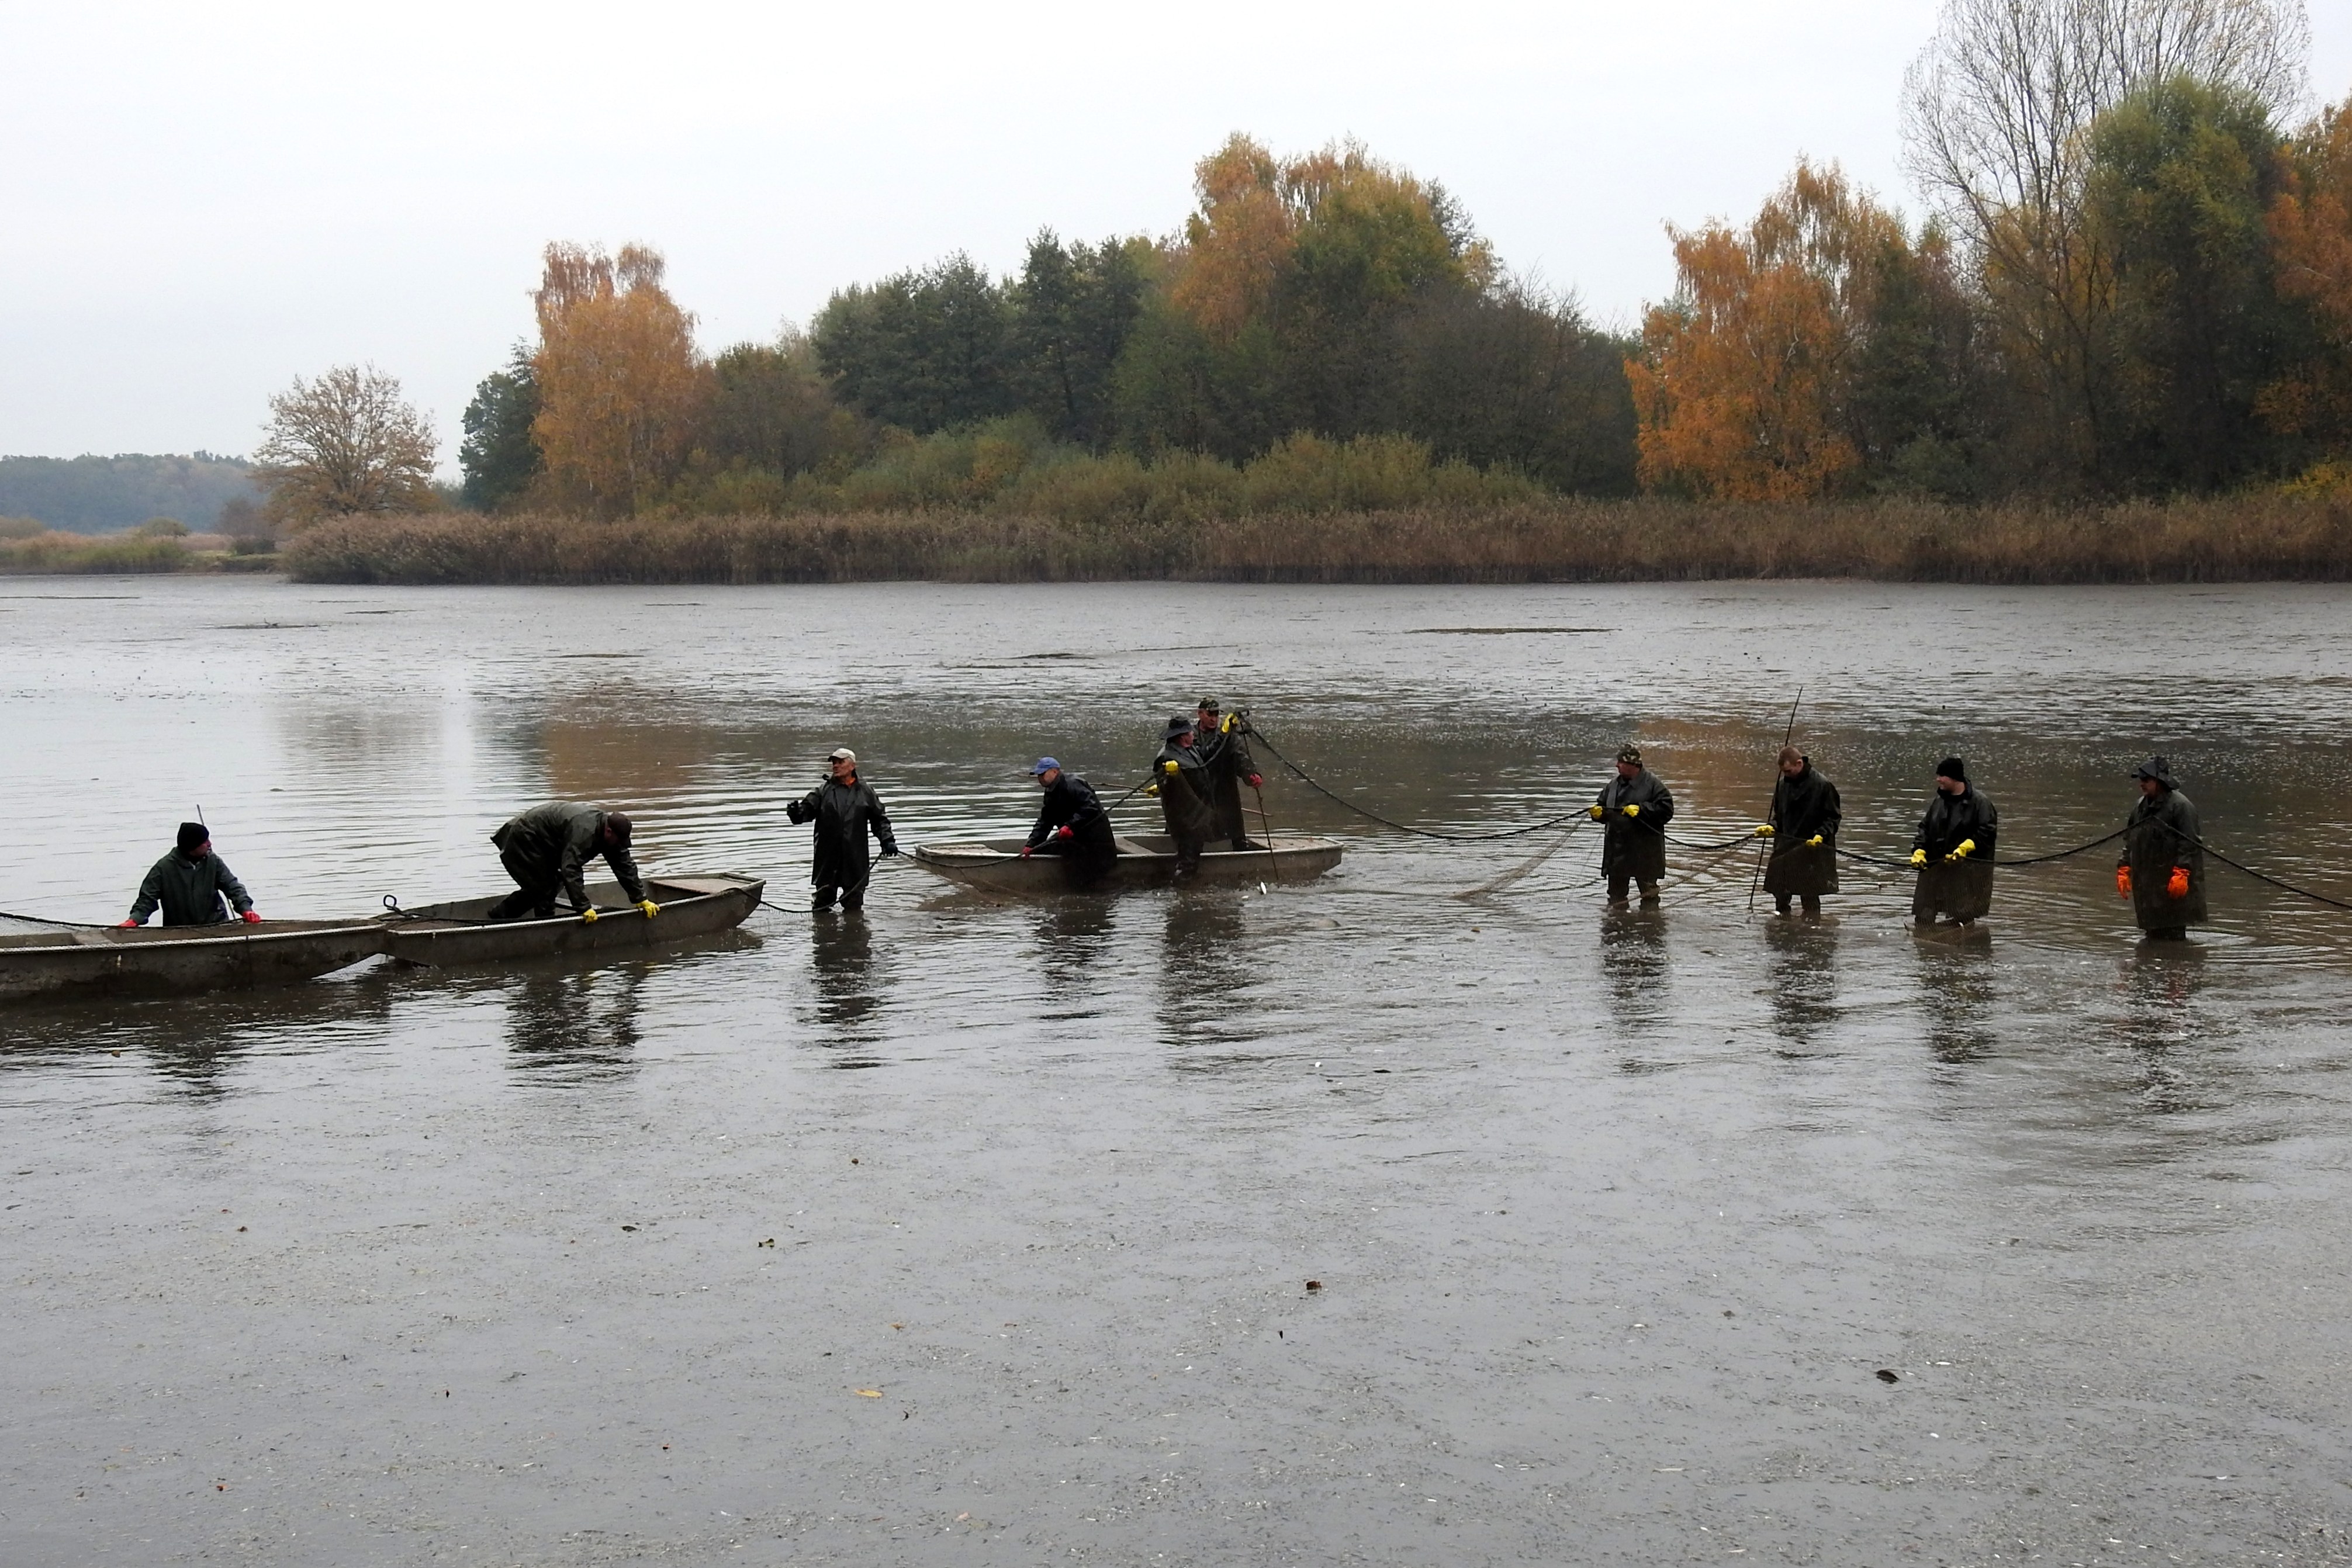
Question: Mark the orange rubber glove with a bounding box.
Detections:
[115,918,140,929]
[2166,866,2190,900]
[2116,866,2132,897]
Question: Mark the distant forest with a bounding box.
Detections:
[0,454,261,533]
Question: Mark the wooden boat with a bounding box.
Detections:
[0,918,385,1005]
[911,832,1343,892]
[378,875,765,967]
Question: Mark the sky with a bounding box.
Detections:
[4,1,2348,473]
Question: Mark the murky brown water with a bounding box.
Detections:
[6,577,2352,1566]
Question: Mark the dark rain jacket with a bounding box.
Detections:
[1194,721,1261,845]
[1763,765,1842,898]
[1912,787,1998,921]
[1153,740,1217,846]
[788,775,898,889]
[493,802,647,912]
[1026,774,1118,859]
[128,849,253,926]
[2121,788,2207,929]
[1596,769,1673,883]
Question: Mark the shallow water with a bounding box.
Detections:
[5,577,2352,1566]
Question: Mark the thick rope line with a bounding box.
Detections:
[0,907,99,929]
[1832,825,2127,870]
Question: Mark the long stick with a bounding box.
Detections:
[1746,686,1804,916]
[1250,782,1280,884]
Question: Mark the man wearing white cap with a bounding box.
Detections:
[786,747,899,913]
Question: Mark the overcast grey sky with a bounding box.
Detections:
[4,1,2347,470]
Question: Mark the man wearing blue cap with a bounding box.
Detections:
[1021,758,1119,887]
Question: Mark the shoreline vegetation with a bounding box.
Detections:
[0,520,277,576]
[283,491,2352,587]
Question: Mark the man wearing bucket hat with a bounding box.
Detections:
[1149,715,1217,877]
[787,747,899,913]
[1021,757,1119,886]
[119,821,261,927]
[2118,756,2205,940]
[1590,744,1674,908]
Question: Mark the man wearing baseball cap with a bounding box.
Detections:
[1021,757,1119,887]
[786,747,899,913]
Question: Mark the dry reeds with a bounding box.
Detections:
[285,491,2352,587]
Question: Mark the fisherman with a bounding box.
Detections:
[2118,756,2206,940]
[1150,715,1217,878]
[1192,697,1267,850]
[486,802,656,922]
[786,747,900,913]
[1019,757,1119,886]
[1909,757,1998,927]
[1759,745,1841,919]
[117,822,261,927]
[1591,745,1674,908]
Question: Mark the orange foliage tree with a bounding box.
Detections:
[2264,98,2352,455]
[531,243,708,514]
[1627,162,1918,500]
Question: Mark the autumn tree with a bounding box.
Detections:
[253,364,438,526]
[1627,162,1955,500]
[531,243,707,515]
[2264,96,2352,457]
[1901,0,2310,482]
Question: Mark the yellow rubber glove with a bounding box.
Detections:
[1805,834,1824,849]
[1946,838,1976,863]
[1145,783,1160,797]
[581,907,599,924]
[1910,849,1928,867]
[1755,824,1775,838]
[1162,760,1181,775]
[638,899,659,918]
[1622,803,1640,818]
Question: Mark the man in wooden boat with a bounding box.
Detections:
[1148,716,1217,878]
[1759,745,1841,919]
[1018,757,1119,886]
[786,747,900,913]
[1908,757,1998,928]
[1192,698,1267,850]
[116,822,261,927]
[485,803,656,923]
[2118,756,2206,941]
[1590,745,1673,909]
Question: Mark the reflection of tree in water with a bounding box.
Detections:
[2112,940,2211,1114]
[805,915,887,1062]
[1598,909,1669,1040]
[1913,940,1995,1064]
[1034,897,1116,999]
[506,965,644,1077]
[1157,893,1248,1050]
[1763,919,1840,1054]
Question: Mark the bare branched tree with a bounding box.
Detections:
[1900,0,2309,474]
[254,364,439,527]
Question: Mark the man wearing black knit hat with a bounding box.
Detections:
[1909,757,1999,928]
[118,822,260,927]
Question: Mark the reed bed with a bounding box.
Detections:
[285,491,2352,587]
[0,531,194,574]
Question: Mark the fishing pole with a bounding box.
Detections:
[1746,686,1802,916]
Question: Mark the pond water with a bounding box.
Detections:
[5,577,2352,1565]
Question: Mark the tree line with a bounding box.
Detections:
[252,0,2350,528]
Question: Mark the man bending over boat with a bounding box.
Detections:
[787,748,899,913]
[1020,757,1119,887]
[487,803,656,923]
[118,822,261,927]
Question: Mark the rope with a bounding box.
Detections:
[1831,825,2128,870]
[1666,829,1763,853]
[2170,831,2352,913]
[0,906,99,929]
[1250,731,1588,842]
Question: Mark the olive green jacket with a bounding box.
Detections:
[129,849,253,926]
[493,802,646,912]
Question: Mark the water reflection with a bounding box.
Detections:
[805,912,884,1060]
[1762,916,1841,1053]
[1033,897,1116,1001]
[1911,931,1997,1063]
[504,965,644,1077]
[1157,892,1249,1050]
[2112,940,2214,1114]
[0,978,397,1096]
[1597,908,1669,1040]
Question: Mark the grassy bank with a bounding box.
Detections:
[0,527,280,576]
[284,492,2352,586]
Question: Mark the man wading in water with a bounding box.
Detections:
[118,822,261,927]
[1910,757,1997,929]
[1592,745,1673,909]
[2118,756,2205,941]
[788,748,899,914]
[1760,745,1840,919]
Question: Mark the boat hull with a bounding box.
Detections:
[911,833,1343,893]
[0,920,385,1005]
[379,875,764,967]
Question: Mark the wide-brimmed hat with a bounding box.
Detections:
[2130,755,2177,789]
[1163,716,1196,740]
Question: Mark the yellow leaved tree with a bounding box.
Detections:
[530,243,708,515]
